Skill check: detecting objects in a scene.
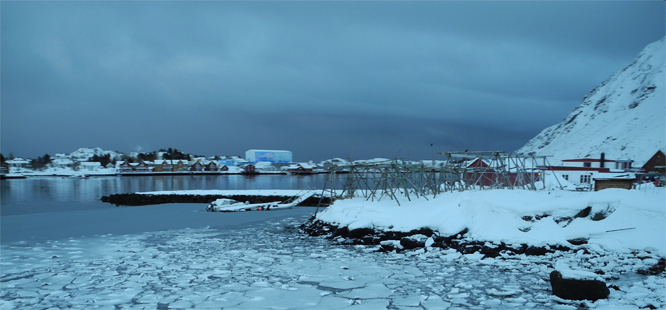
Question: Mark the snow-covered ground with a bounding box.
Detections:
[11,166,118,177]
[316,185,666,256]
[1,187,664,309]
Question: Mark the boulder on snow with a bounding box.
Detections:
[549,270,610,301]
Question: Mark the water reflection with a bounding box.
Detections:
[0,175,331,216]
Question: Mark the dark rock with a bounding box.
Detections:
[574,206,592,218]
[348,228,375,239]
[591,211,608,221]
[379,242,400,253]
[550,271,610,301]
[549,244,571,252]
[408,227,435,237]
[567,238,589,245]
[535,214,550,220]
[637,258,666,275]
[301,220,335,237]
[480,243,505,258]
[460,242,483,255]
[525,246,549,256]
[331,226,349,238]
[431,236,447,248]
[399,237,424,250]
[361,236,377,245]
[554,216,573,226]
[383,231,409,240]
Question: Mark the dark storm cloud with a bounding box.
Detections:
[1,1,664,161]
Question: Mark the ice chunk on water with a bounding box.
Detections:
[340,283,393,299]
[422,295,452,310]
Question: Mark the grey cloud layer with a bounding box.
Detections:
[2,1,663,160]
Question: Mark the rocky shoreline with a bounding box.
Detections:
[300,217,665,304]
[301,218,665,273]
[301,219,573,257]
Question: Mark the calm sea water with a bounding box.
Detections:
[0,174,330,216]
[0,175,332,244]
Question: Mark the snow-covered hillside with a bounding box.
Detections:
[518,37,665,164]
[69,147,123,161]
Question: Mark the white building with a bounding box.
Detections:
[543,153,635,188]
[245,150,292,164]
[78,162,102,171]
[51,154,75,168]
[5,158,31,168]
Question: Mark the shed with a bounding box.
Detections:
[593,178,634,191]
[243,164,256,174]
[641,150,665,174]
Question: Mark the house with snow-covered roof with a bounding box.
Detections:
[79,162,102,171]
[540,153,636,189]
[117,160,151,173]
[641,150,665,174]
[50,154,75,169]
[286,162,317,174]
[204,161,218,172]
[189,162,204,172]
[5,158,31,168]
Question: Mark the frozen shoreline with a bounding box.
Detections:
[2,215,664,310]
[2,187,664,309]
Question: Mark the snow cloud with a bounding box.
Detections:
[2,1,664,161]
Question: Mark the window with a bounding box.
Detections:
[583,162,591,168]
[580,175,591,183]
[562,175,569,181]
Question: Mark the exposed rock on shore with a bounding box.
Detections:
[300,219,571,257]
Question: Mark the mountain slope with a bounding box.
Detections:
[517,37,665,164]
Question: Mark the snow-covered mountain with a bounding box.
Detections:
[517,37,665,165]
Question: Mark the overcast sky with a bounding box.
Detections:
[2,1,664,162]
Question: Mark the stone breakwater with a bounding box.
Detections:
[101,193,332,207]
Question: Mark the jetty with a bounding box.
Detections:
[101,189,332,207]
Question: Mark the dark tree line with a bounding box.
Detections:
[31,154,52,169]
[90,154,113,167]
[160,148,190,160]
[116,148,192,163]
[0,147,195,168]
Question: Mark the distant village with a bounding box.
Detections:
[1,147,663,190]
[0,148,345,177]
